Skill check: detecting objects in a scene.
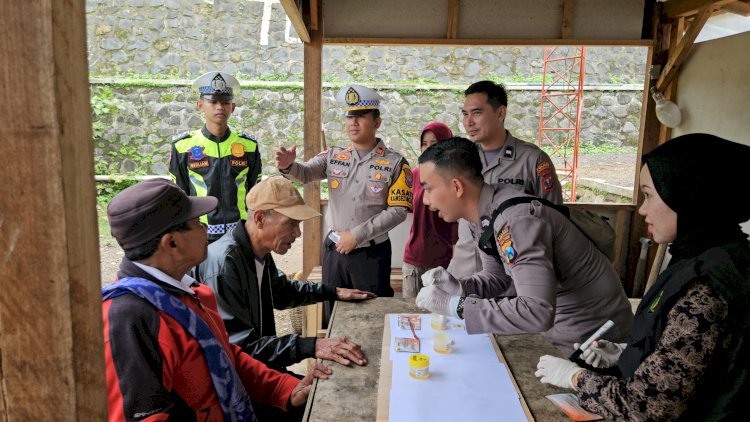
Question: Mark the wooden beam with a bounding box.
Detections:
[561,0,575,39]
[447,0,460,39]
[721,0,750,15]
[310,0,319,31]
[0,0,106,418]
[280,0,311,43]
[664,0,734,18]
[626,2,663,296]
[323,37,652,47]
[302,0,322,278]
[656,5,713,92]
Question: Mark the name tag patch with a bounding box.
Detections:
[189,160,209,169]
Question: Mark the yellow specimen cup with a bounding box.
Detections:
[409,354,430,379]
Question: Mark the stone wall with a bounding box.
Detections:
[87,0,648,176]
[93,83,643,175]
[86,1,647,84]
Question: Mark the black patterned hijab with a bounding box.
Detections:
[642,133,750,262]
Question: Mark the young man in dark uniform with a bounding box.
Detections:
[169,71,262,243]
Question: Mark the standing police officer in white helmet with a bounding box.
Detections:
[275,84,413,323]
[169,71,262,243]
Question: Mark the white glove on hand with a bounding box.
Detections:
[574,340,626,369]
[421,266,462,295]
[415,285,456,317]
[535,355,582,390]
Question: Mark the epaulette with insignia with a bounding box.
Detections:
[171,131,191,142]
[239,133,258,142]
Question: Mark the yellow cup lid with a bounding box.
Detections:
[409,353,429,368]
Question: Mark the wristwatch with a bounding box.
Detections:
[456,296,466,319]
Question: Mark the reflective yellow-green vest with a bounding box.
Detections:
[169,126,261,239]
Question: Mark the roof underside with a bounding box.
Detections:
[322,0,647,40]
[280,0,750,46]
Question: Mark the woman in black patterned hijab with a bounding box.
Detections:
[536,133,750,421]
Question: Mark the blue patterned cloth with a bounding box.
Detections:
[102,277,256,422]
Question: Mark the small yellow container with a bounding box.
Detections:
[408,354,430,379]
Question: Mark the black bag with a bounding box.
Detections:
[478,197,616,262]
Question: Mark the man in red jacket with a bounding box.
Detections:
[102,178,331,421]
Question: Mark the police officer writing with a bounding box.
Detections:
[415,137,632,354]
[169,71,262,243]
[275,84,413,319]
[448,80,562,280]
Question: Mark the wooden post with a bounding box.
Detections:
[625,1,663,296]
[302,0,323,279]
[0,0,106,419]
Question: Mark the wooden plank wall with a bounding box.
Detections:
[302,0,323,279]
[0,0,106,419]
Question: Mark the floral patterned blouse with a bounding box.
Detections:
[575,281,729,421]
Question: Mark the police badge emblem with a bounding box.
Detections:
[345,87,360,105]
[211,74,227,92]
[231,143,245,158]
[189,146,206,161]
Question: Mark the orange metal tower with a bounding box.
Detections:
[537,46,587,202]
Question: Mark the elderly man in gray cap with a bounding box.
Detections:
[101,178,330,421]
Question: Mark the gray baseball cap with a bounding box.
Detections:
[107,178,217,249]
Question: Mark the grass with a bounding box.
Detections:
[97,205,114,247]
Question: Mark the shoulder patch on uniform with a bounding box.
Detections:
[171,131,191,142]
[387,163,413,209]
[497,226,516,265]
[536,161,556,192]
[239,132,258,142]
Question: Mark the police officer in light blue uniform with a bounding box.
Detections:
[276,84,413,322]
[169,71,262,243]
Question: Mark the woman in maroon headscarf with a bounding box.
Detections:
[401,122,458,298]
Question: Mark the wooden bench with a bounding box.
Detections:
[303,266,404,337]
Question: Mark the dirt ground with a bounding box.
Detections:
[98,152,636,344]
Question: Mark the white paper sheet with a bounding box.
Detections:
[387,314,528,422]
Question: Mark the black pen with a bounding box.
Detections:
[569,320,615,360]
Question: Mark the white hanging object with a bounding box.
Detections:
[650,87,682,128]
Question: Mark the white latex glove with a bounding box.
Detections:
[421,266,462,295]
[535,355,582,390]
[574,340,626,369]
[415,285,457,317]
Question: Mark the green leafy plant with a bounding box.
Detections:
[91,86,124,140]
[96,179,139,205]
